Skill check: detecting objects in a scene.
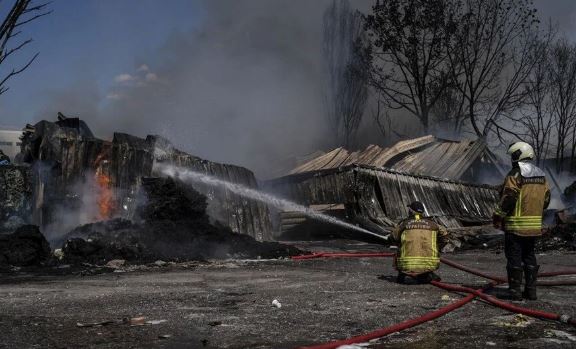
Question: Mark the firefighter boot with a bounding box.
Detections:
[506,265,523,300]
[523,265,539,301]
[397,272,406,284]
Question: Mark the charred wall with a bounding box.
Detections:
[19,117,271,241]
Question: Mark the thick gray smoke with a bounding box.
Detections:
[39,1,353,179]
[34,0,573,181]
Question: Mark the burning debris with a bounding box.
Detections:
[17,116,271,241]
[59,177,303,264]
[1,114,575,267]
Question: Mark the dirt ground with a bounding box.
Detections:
[1,241,575,349]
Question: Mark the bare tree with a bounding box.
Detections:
[371,91,407,140]
[0,0,50,95]
[519,34,555,165]
[363,0,461,133]
[429,80,467,134]
[323,0,369,148]
[447,0,540,140]
[547,39,576,172]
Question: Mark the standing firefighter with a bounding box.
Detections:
[392,201,448,284]
[493,142,550,300]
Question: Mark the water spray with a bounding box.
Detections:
[156,164,390,242]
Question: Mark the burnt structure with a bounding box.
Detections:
[18,115,271,241]
[265,137,503,236]
[289,135,505,183]
[266,165,499,233]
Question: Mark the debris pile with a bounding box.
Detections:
[0,225,51,266]
[61,177,303,264]
[441,226,504,253]
[538,210,576,251]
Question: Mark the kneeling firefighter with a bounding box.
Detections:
[392,201,448,284]
[493,142,550,300]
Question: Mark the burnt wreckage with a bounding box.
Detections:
[3,116,505,248]
[15,115,271,241]
[265,136,502,236]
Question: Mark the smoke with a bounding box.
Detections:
[35,1,389,179]
[42,169,114,242]
[37,1,335,178]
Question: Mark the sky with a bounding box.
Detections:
[0,0,204,123]
[0,0,575,177]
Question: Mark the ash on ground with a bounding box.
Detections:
[59,177,303,265]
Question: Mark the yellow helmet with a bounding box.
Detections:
[507,142,534,162]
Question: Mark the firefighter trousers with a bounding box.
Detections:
[504,232,537,268]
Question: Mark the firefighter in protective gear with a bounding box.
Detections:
[493,141,550,300]
[392,201,448,284]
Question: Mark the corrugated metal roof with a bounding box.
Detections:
[289,136,488,180]
[265,164,498,229]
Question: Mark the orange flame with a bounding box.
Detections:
[95,168,115,220]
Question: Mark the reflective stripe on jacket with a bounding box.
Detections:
[494,161,550,237]
[392,215,447,274]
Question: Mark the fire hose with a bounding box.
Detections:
[439,257,576,286]
[292,252,576,285]
[430,280,576,325]
[297,289,483,349]
[291,251,576,349]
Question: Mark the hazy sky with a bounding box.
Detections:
[0,0,574,176]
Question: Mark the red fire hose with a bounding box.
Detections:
[291,251,576,349]
[440,257,576,286]
[291,253,576,285]
[430,280,576,326]
[297,288,485,349]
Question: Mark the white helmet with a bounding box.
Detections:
[507,142,534,162]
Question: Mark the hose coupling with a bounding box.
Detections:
[559,314,571,323]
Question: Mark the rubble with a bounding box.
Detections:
[0,225,51,266]
[60,177,304,264]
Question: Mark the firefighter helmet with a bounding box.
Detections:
[408,201,425,214]
[508,142,534,162]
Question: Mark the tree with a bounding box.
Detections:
[429,80,467,134]
[0,0,50,95]
[323,0,369,148]
[547,39,576,172]
[519,34,555,165]
[364,0,461,133]
[447,0,540,140]
[371,90,408,140]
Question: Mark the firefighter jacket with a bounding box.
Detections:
[391,214,448,274]
[494,161,551,237]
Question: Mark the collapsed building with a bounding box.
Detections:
[265,136,503,237]
[15,114,271,242]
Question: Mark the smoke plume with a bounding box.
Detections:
[39,1,370,179]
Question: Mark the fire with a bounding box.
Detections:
[92,146,115,221]
[95,170,115,220]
